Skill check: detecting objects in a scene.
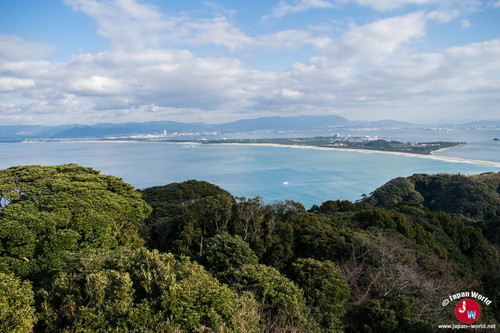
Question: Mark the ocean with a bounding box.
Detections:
[1,133,499,208]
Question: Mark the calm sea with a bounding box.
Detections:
[215,127,500,163]
[1,139,499,208]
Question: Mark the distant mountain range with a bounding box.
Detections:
[0,115,497,140]
[460,120,500,127]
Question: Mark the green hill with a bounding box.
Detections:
[1,166,499,332]
[365,172,500,220]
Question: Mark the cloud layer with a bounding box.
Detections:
[0,0,499,125]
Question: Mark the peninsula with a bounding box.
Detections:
[175,136,464,155]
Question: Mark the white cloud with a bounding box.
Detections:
[281,89,303,99]
[0,77,35,92]
[70,76,129,95]
[202,1,237,18]
[3,33,500,124]
[2,0,500,125]
[461,19,471,28]
[182,17,252,51]
[426,10,460,23]
[444,39,500,73]
[0,49,282,123]
[373,53,444,81]
[183,19,327,52]
[347,0,438,11]
[323,12,426,63]
[339,0,482,13]
[0,114,34,124]
[491,1,500,8]
[63,0,180,50]
[63,0,322,53]
[266,0,336,19]
[255,30,330,51]
[0,35,55,61]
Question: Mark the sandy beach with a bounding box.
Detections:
[202,142,500,167]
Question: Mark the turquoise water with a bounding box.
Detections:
[1,142,499,208]
[194,128,500,162]
[344,128,500,162]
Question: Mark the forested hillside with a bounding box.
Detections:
[366,173,500,220]
[1,165,499,332]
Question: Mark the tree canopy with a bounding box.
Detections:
[0,272,37,333]
[366,172,500,220]
[1,166,499,332]
[0,164,151,280]
[39,247,259,332]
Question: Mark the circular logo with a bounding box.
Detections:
[455,299,480,323]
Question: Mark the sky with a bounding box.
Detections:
[0,0,500,125]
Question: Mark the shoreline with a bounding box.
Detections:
[18,140,500,167]
[201,142,500,167]
[429,142,467,154]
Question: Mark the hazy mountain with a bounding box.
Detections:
[51,115,354,138]
[52,121,211,138]
[0,125,74,140]
[347,119,414,128]
[462,120,500,127]
[215,115,351,131]
[0,115,453,140]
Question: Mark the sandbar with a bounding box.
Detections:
[202,142,500,167]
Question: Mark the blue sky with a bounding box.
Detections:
[1,0,500,125]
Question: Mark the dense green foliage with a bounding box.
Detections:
[362,177,424,207]
[138,178,499,331]
[39,247,258,332]
[367,172,500,219]
[309,199,360,214]
[225,263,310,331]
[203,232,259,275]
[353,209,444,256]
[0,272,37,332]
[140,181,233,255]
[291,258,350,330]
[0,164,151,280]
[1,165,499,332]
